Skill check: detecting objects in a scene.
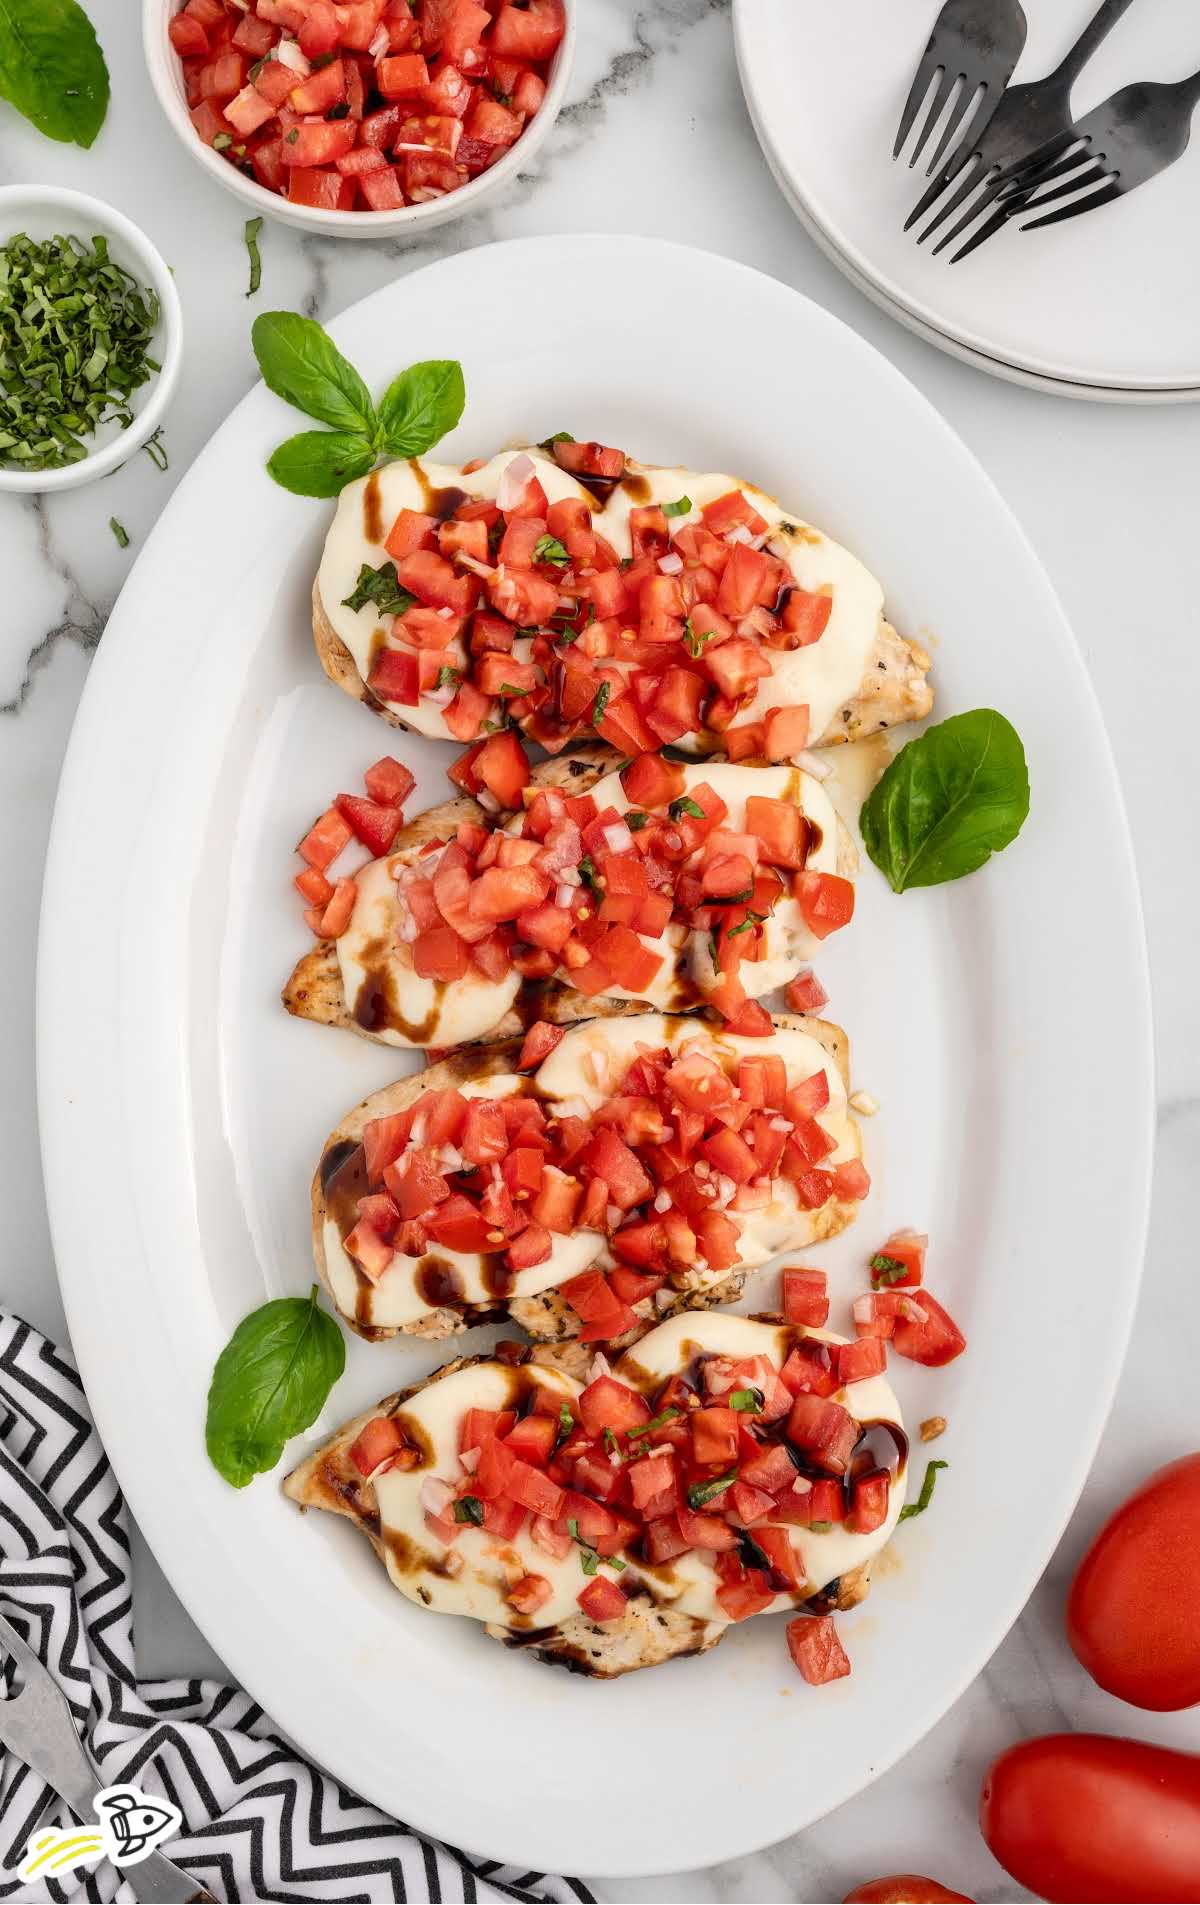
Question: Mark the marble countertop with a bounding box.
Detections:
[3,2,1199,1898]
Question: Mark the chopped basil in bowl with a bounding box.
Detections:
[0,185,182,493]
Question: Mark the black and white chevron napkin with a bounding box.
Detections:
[0,1311,592,1904]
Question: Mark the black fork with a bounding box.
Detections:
[1003,67,1200,231]
[906,0,1140,258]
[893,0,1027,175]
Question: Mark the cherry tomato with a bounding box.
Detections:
[1067,1451,1200,1710]
[844,1879,972,1903]
[980,1734,1200,1903]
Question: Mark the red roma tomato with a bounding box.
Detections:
[844,1881,971,1904]
[1067,1451,1200,1710]
[980,1734,1200,1903]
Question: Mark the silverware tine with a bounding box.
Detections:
[907,0,1139,256]
[1003,70,1200,237]
[893,0,1027,171]
[0,1611,213,1903]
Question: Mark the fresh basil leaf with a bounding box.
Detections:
[580,1546,599,1575]
[341,559,416,616]
[267,429,375,498]
[539,430,574,449]
[376,358,465,457]
[206,1285,345,1488]
[669,795,705,820]
[243,217,263,299]
[662,495,692,518]
[453,1494,484,1525]
[729,1387,763,1413]
[0,0,109,146]
[899,1458,948,1523]
[252,310,375,433]
[860,709,1029,894]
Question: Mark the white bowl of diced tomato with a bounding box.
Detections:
[145,0,574,235]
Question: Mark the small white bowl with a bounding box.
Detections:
[143,0,576,239]
[0,184,183,496]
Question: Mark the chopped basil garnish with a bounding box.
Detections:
[142,428,168,471]
[603,1427,622,1457]
[687,1468,737,1510]
[870,1253,908,1288]
[557,1402,574,1444]
[662,495,692,518]
[712,886,754,907]
[109,516,129,548]
[341,560,416,618]
[729,1388,763,1413]
[243,216,263,298]
[568,1515,625,1574]
[435,665,461,688]
[727,910,766,940]
[497,682,526,697]
[626,810,649,831]
[808,1519,834,1533]
[578,854,602,897]
[899,1459,948,1522]
[212,131,232,150]
[539,430,574,449]
[285,128,299,144]
[0,232,161,471]
[555,624,582,647]
[627,1406,680,1440]
[533,532,569,567]
[668,796,704,820]
[683,616,713,659]
[453,1494,484,1525]
[325,100,350,119]
[591,680,611,726]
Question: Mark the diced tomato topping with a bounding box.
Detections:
[579,1375,651,1439]
[784,969,829,1015]
[763,704,811,761]
[786,1614,851,1685]
[507,1573,552,1616]
[298,807,352,871]
[836,1336,887,1384]
[577,1574,627,1622]
[782,1267,830,1327]
[794,871,855,941]
[349,1414,411,1477]
[889,1288,966,1366]
[786,1394,858,1475]
[871,1228,928,1287]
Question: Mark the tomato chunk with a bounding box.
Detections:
[786,1614,851,1685]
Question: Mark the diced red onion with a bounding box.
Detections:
[275,37,310,72]
[367,23,388,57]
[602,821,633,854]
[589,1353,612,1381]
[419,1477,454,1518]
[726,524,753,546]
[454,551,497,580]
[497,452,534,512]
[852,1294,874,1324]
[653,1189,671,1213]
[657,551,683,575]
[460,1447,480,1473]
[477,790,501,814]
[555,882,575,908]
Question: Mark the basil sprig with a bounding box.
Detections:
[252,311,465,498]
[206,1285,345,1488]
[0,0,109,147]
[861,709,1029,893]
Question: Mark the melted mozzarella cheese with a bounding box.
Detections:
[577,760,844,1006]
[369,1314,905,1630]
[317,449,885,748]
[340,761,847,1046]
[336,851,519,1050]
[323,1073,606,1329]
[536,1014,859,1269]
[325,1014,859,1331]
[319,449,596,739]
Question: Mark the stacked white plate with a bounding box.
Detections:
[735,0,1200,402]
